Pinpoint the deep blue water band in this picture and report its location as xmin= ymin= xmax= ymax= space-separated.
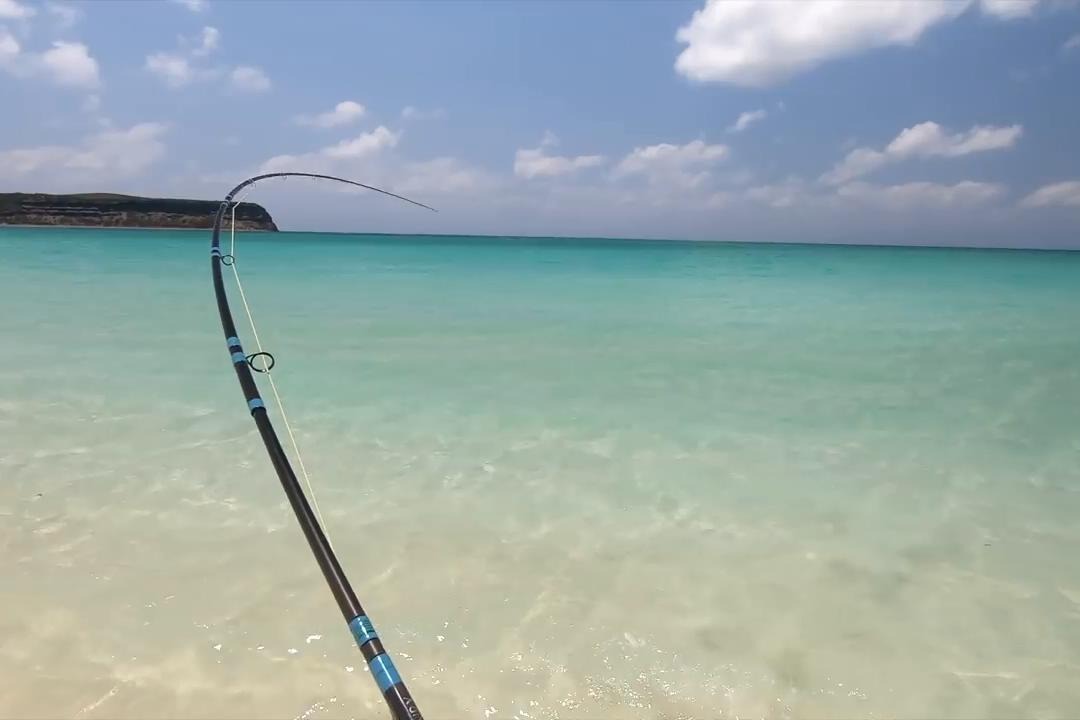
xmin=368 ymin=653 xmax=403 ymax=694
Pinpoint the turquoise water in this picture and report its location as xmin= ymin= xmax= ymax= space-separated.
xmin=2 ymin=226 xmax=1079 ymax=719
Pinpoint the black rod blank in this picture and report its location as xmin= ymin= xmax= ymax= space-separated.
xmin=209 ymin=173 xmax=432 ymax=720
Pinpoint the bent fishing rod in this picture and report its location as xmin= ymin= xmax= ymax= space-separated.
xmin=209 ymin=173 xmax=434 ymax=720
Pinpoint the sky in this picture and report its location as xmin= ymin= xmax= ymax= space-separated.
xmin=1 ymin=0 xmax=1078 ymax=247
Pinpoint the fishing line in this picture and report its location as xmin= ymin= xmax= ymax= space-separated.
xmin=225 ymin=198 xmax=330 ymax=544
xmin=209 ymin=172 xmax=435 ymax=720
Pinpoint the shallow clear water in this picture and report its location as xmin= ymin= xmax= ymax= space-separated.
xmin=2 ymin=227 xmax=1079 ymax=719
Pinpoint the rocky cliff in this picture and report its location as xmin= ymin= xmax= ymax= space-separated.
xmin=0 ymin=193 xmax=278 ymax=231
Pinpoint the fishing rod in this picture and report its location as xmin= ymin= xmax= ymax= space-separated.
xmin=209 ymin=172 xmax=434 ymax=720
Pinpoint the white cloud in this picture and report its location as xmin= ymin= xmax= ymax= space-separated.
xmin=396 ymin=157 xmax=494 ymax=195
xmin=229 ymin=64 xmax=270 ymax=92
xmin=145 ymin=52 xmax=193 ymax=87
xmin=257 ymin=156 xmax=317 ymax=175
xmin=39 ymin=41 xmax=99 ymax=88
xmin=823 ymin=148 xmax=890 ymax=185
xmin=0 ymin=29 xmax=101 ymax=90
xmin=836 ymin=180 xmax=1007 ymax=208
xmin=708 ymin=190 xmax=734 ymax=207
xmin=172 ymin=0 xmax=208 ymax=12
xmin=322 ymin=126 xmax=399 ymax=158
xmin=887 ymin=121 xmax=1022 ymax=156
xmin=617 ymin=140 xmax=729 ymax=173
xmin=735 ymin=177 xmax=1008 ymax=211
xmin=295 ymin=100 xmax=366 ymax=128
xmin=401 ymin=105 xmax=446 ymax=121
xmin=514 ymin=134 xmax=604 ymax=179
xmin=0 ymin=145 xmax=67 ymax=174
xmin=259 ymin=125 xmax=400 ymax=172
xmin=514 ymin=148 xmax=604 ymax=179
xmin=822 ymin=121 xmax=1022 ymax=184
xmin=1063 ymin=33 xmax=1080 ymax=53
xmin=675 ymin=1 xmax=1045 ymax=87
xmin=1019 ymin=180 xmax=1080 ymax=207
xmin=0 ymin=27 xmax=19 ymax=67
xmin=252 ymin=127 xmax=487 ymax=201
xmin=675 ymin=0 xmax=968 ymax=86
xmin=257 ymin=153 xmax=307 ymax=173
xmin=45 ymin=2 xmax=81 ymax=29
xmin=979 ymin=0 xmax=1040 ymax=19
xmin=191 ymin=26 xmax=219 ymax=57
xmin=614 ymin=139 xmax=729 ymax=189
xmin=0 ymin=0 xmax=34 ymax=19
xmin=145 ymin=27 xmax=222 ymax=87
xmin=745 ymin=178 xmax=811 ymax=207
xmin=66 ymin=123 xmax=168 ymax=173
xmin=0 ymin=122 xmax=168 ymax=180
xmin=728 ymin=109 xmax=767 ymax=133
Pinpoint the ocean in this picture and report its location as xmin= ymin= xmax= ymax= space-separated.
xmin=2 ymin=226 xmax=1079 ymax=719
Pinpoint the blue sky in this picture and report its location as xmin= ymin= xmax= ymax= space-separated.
xmin=1 ymin=0 xmax=1078 ymax=246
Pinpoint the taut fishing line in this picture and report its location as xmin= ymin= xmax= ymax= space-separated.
xmin=225 ymin=195 xmax=330 ymax=543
